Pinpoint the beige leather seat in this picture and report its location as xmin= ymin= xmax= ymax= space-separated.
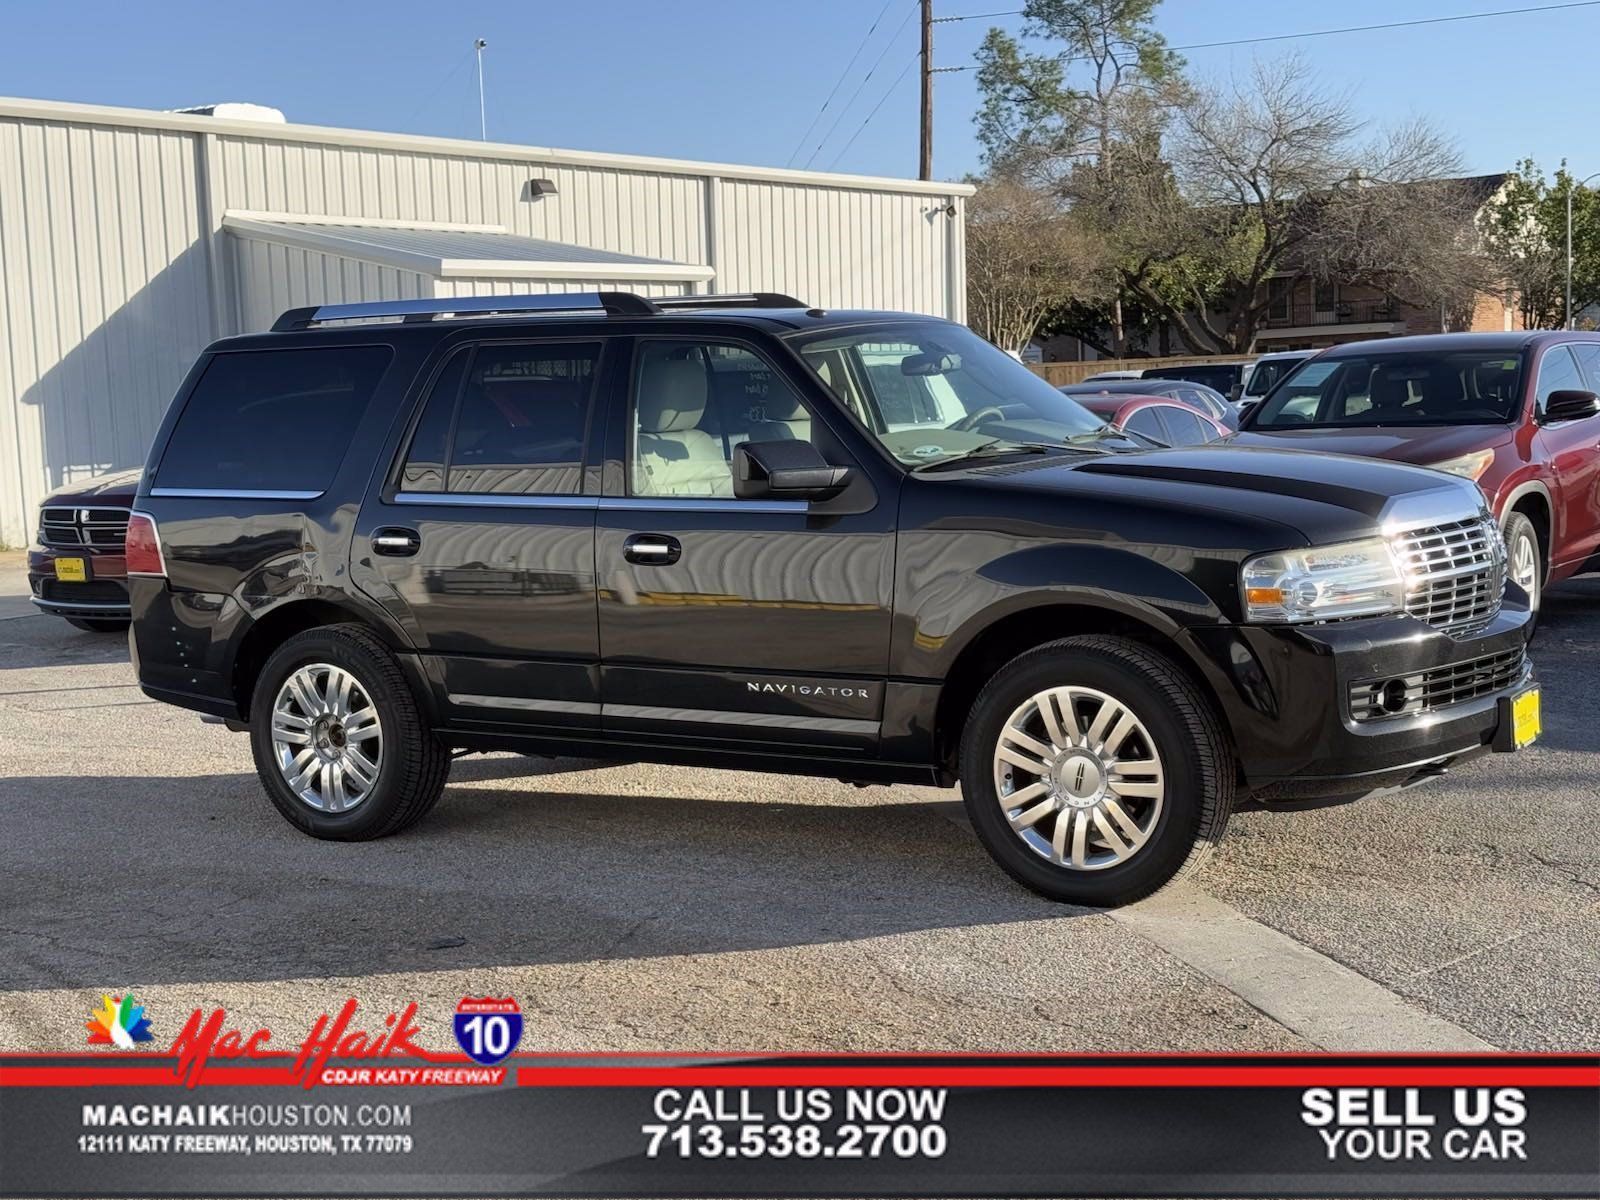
xmin=634 ymin=356 xmax=732 ymax=497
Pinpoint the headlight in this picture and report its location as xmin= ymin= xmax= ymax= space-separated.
xmin=1242 ymin=537 xmax=1407 ymax=623
xmin=1429 ymin=449 xmax=1494 ymax=480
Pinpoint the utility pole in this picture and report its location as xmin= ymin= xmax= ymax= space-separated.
xmin=475 ymin=38 xmax=488 ymax=141
xmin=919 ymin=0 xmax=933 ymax=181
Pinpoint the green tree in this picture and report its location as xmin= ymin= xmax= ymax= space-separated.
xmin=1481 ymin=160 xmax=1600 ymax=329
xmin=975 ymin=0 xmax=1185 ymax=352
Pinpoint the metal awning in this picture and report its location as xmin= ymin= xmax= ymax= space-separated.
xmin=222 ymin=212 xmax=715 ymax=282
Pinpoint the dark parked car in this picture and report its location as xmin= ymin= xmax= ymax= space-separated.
xmin=127 ymin=293 xmax=1537 ymax=907
xmin=1068 ymin=393 xmax=1231 ymax=446
xmin=1059 ymin=378 xmax=1238 ymax=429
xmin=1233 ymin=332 xmax=1600 ymax=617
xmin=26 ymin=467 xmax=141 ymax=632
xmin=1138 ymin=360 xmax=1250 ymax=401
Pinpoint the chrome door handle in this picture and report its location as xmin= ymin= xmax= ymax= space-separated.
xmin=371 ymin=527 xmax=421 ymax=557
xmin=623 ymin=533 xmax=681 ymax=565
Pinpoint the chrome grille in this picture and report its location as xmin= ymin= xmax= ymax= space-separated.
xmin=1349 ymin=647 xmax=1526 ymax=721
xmin=39 ymin=505 xmax=129 ymax=549
xmin=1391 ymin=515 xmax=1505 ymax=636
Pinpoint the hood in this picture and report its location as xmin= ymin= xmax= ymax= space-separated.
xmin=41 ymin=467 xmax=142 ymax=506
xmin=975 ymin=445 xmax=1488 ymax=548
xmin=1227 ymin=423 xmax=1512 ymax=468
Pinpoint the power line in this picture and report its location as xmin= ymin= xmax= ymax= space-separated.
xmin=786 ymin=0 xmax=899 ymax=168
xmin=931 ymin=0 xmax=1600 ymax=64
xmin=826 ymin=54 xmax=921 ymax=172
xmin=803 ymin=0 xmax=921 ymax=169
xmin=404 ymin=46 xmax=477 ymax=131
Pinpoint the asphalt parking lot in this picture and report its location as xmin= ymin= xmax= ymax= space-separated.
xmin=1 ymin=550 xmax=1595 ymax=1055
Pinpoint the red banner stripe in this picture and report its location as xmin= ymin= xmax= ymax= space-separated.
xmin=3 ymin=1064 xmax=1595 ymax=1088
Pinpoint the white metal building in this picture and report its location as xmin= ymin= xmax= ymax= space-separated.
xmin=0 ymin=96 xmax=972 ymax=546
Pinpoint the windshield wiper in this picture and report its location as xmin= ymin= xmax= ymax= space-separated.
xmin=912 ymin=440 xmax=1099 ymax=471
xmin=1073 ymin=421 xmax=1168 ymax=449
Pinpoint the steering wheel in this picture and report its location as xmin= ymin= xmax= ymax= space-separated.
xmin=949 ymin=406 xmax=1007 ymax=433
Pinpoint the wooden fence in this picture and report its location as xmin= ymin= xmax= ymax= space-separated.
xmin=1026 ymin=354 xmax=1254 ymax=387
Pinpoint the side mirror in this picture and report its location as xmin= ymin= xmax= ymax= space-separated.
xmin=1542 ymin=389 xmax=1600 ymax=423
xmin=733 ymin=440 xmax=853 ymax=501
xmin=1227 ymin=383 xmax=1244 ymax=403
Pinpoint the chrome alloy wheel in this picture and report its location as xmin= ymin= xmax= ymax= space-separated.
xmin=991 ymin=686 xmax=1164 ymax=871
xmin=1510 ymin=528 xmax=1541 ymax=605
xmin=270 ymin=663 xmax=383 ymax=812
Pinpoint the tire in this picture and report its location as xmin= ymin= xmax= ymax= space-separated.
xmin=1503 ymin=511 xmax=1543 ymax=627
xmin=249 ymin=623 xmax=450 ymax=840
xmin=64 ymin=617 xmax=129 ymax=633
xmin=959 ymin=635 xmax=1235 ymax=906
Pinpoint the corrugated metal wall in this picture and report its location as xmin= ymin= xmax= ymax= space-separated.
xmin=234 ymin=243 xmax=433 ymax=333
xmin=212 ymin=136 xmax=709 ymax=267
xmin=712 ymin=178 xmax=957 ymax=317
xmin=431 ymin=278 xmax=689 ymax=300
xmin=0 ymin=99 xmax=968 ymax=546
xmin=0 ymin=116 xmax=214 ymax=545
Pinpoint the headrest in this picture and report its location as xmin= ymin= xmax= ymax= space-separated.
xmin=638 ymin=359 xmax=707 ymax=433
xmin=1369 ymin=372 xmax=1412 ymax=412
xmin=759 ymin=387 xmax=806 ymax=421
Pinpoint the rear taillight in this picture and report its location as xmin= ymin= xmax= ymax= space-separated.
xmin=124 ymin=511 xmax=166 ymax=576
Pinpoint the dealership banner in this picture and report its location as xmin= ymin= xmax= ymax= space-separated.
xmin=2 ymin=1006 xmax=1596 ymax=1197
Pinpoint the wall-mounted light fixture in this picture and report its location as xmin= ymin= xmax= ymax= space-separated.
xmin=525 ymin=178 xmax=559 ymax=200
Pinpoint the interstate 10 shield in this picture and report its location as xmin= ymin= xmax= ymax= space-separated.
xmin=453 ymin=997 xmax=523 ymax=1065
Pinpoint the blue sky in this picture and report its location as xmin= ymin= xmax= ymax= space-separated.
xmin=1 ymin=0 xmax=1596 ymax=183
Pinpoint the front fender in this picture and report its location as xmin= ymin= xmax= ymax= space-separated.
xmin=891 ymin=541 xmax=1226 ymax=678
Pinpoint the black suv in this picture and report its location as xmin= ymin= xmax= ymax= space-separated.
xmin=127 ymin=293 xmax=1540 ymax=906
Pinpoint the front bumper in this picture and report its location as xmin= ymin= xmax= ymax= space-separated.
xmin=27 ymin=546 xmax=131 ymax=618
xmin=1183 ymin=596 xmax=1535 ymax=798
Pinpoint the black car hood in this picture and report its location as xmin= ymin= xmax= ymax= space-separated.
xmin=974 ymin=445 xmax=1486 ymax=547
xmin=1228 ymin=424 xmax=1513 ymax=465
xmin=41 ymin=466 xmax=142 ymax=506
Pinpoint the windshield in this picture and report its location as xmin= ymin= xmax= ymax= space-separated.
xmin=786 ymin=321 xmax=1104 ymax=466
xmin=1244 ymin=356 xmax=1307 ymax=398
xmin=1249 ymin=351 xmax=1525 ymax=429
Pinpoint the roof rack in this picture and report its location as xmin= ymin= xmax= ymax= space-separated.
xmin=270 ymin=291 xmax=661 ymax=331
xmin=651 ymin=292 xmax=809 ymax=310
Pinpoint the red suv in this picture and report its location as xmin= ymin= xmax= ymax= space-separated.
xmin=1233 ymin=332 xmax=1600 ymax=617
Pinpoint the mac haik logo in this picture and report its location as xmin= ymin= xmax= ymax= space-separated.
xmin=86 ymin=992 xmax=155 ymax=1048
xmin=168 ymin=998 xmax=425 ymax=1088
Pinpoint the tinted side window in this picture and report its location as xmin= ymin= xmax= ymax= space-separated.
xmin=1123 ymin=408 xmax=1166 ymax=442
xmin=447 ymin=342 xmax=600 ymax=495
xmin=400 ymin=350 xmax=469 ymax=492
xmin=1157 ymin=405 xmax=1208 ymax=445
xmin=159 ymin=346 xmax=391 ymax=492
xmin=1536 ymin=346 xmax=1585 ymax=414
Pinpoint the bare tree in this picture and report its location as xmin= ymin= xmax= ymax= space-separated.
xmin=1091 ymin=58 xmax=1488 ymax=352
xmin=966 ymin=177 xmax=1107 ymax=352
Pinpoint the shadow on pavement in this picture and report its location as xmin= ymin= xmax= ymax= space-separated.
xmin=0 ymin=768 xmax=1069 ymax=992
xmin=0 ymin=614 xmax=131 ymax=671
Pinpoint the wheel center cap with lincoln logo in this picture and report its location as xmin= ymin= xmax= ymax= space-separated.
xmin=1052 ymin=751 xmax=1105 ymax=807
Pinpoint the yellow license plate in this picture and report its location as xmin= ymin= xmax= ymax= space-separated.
xmin=1512 ymin=687 xmax=1541 ymax=749
xmin=53 ymin=557 xmax=87 ymax=583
